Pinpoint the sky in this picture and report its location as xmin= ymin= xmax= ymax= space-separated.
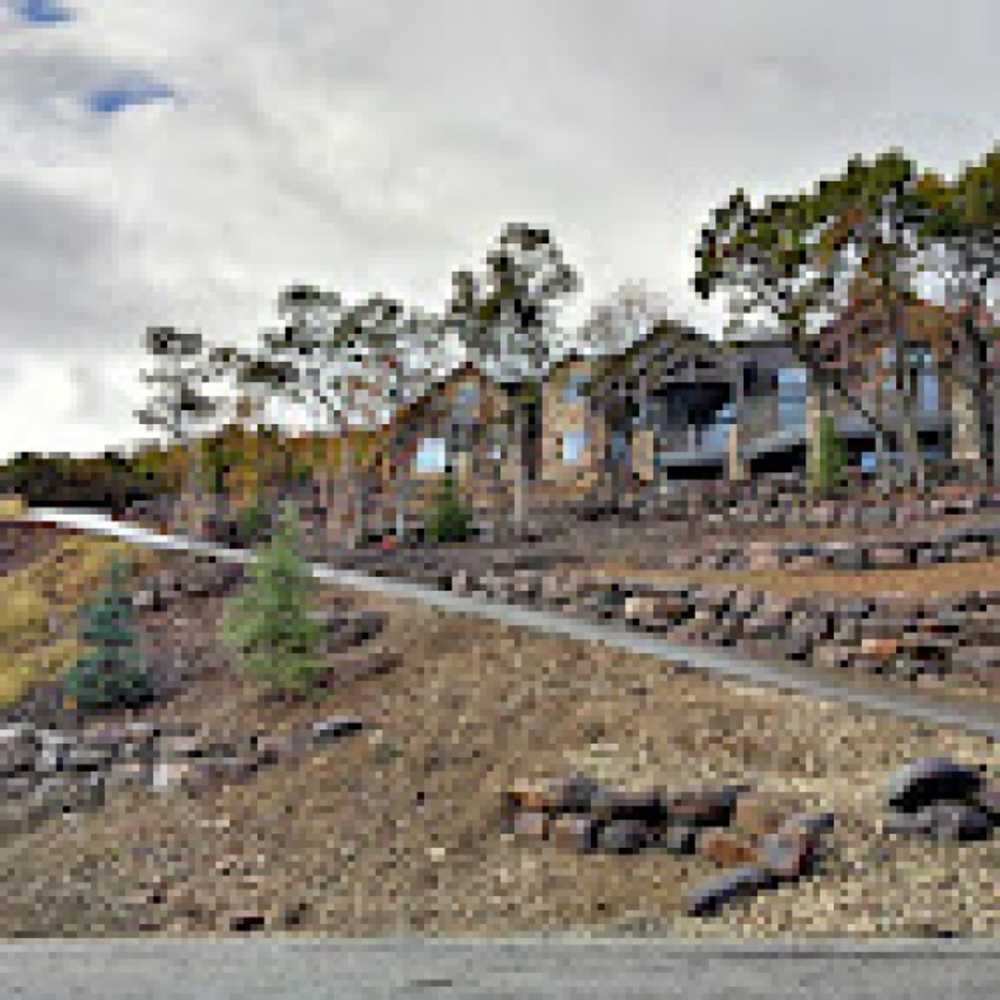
xmin=4 ymin=0 xmax=1000 ymax=462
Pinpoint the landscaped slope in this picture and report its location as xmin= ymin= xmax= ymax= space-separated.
xmin=0 ymin=535 xmax=995 ymax=939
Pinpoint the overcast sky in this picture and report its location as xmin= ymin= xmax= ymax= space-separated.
xmin=4 ymin=0 xmax=1000 ymax=462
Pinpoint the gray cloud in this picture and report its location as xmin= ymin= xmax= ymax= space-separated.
xmin=2 ymin=0 xmax=1000 ymax=462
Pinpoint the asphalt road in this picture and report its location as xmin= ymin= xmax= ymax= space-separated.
xmin=27 ymin=506 xmax=1000 ymax=741
xmin=1 ymin=937 xmax=999 ymax=999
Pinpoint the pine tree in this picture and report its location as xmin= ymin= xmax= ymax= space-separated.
xmin=219 ymin=499 xmax=326 ymax=694
xmin=63 ymin=553 xmax=153 ymax=710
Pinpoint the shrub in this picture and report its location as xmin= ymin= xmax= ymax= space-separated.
xmin=218 ymin=500 xmax=326 ymax=695
xmin=425 ymin=477 xmax=473 ymax=544
xmin=62 ymin=553 xmax=154 ymax=710
xmin=236 ymin=500 xmax=272 ymax=546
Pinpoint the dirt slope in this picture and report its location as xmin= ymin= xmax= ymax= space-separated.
xmin=0 ymin=550 xmax=996 ymax=939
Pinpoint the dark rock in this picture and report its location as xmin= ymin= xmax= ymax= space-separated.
xmin=656 ymin=824 xmax=697 ymax=855
xmin=886 ymin=757 xmax=985 ymax=813
xmin=924 ymin=803 xmax=993 ymax=842
xmin=311 ymin=716 xmax=365 ymax=743
xmin=229 ymin=913 xmax=267 ymax=932
xmin=684 ymin=865 xmax=776 ymax=917
xmin=974 ymin=779 xmax=1000 ymax=821
xmin=589 ymin=787 xmax=663 ymax=823
xmin=663 ymin=782 xmax=752 ymax=828
xmin=596 ymin=819 xmax=649 ymax=854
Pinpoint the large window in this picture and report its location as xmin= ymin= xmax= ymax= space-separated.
xmin=561 ymin=429 xmax=586 ymax=464
xmin=777 ymin=367 xmax=807 ymax=429
xmin=455 ymin=382 xmax=479 ymax=423
xmin=414 ymin=437 xmax=446 ymax=474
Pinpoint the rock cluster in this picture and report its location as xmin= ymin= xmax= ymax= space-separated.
xmin=363 ymin=559 xmax=1000 ymax=687
xmin=501 ymin=755 xmax=1000 ymax=919
xmin=0 ymin=716 xmax=367 ymax=838
xmin=130 ymin=555 xmax=247 ymax=612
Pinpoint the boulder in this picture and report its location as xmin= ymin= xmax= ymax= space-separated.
xmin=886 ymin=757 xmax=985 ymax=813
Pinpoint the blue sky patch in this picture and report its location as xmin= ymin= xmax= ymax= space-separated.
xmin=86 ymin=81 xmax=175 ymax=115
xmin=15 ymin=0 xmax=73 ymax=23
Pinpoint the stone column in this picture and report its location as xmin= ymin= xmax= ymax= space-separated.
xmin=728 ymin=360 xmax=746 ymax=482
xmin=805 ymin=373 xmax=826 ymax=487
xmin=951 ymin=375 xmax=982 ymax=463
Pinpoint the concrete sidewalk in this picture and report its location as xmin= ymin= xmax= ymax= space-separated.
xmin=0 ymin=936 xmax=998 ymax=999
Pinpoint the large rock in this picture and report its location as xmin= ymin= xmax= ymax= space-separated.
xmin=596 ymin=819 xmax=649 ymax=854
xmin=884 ymin=803 xmax=993 ymax=841
xmin=886 ymin=757 xmax=985 ymax=813
xmin=684 ymin=865 xmax=776 ymax=918
xmin=550 ymin=814 xmax=599 ymax=852
xmin=756 ymin=828 xmax=819 ymax=879
xmin=697 ymin=829 xmax=758 ymax=867
xmin=662 ymin=783 xmax=751 ymax=828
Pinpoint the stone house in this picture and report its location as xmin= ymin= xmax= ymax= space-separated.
xmin=368 ymin=361 xmax=542 ymax=534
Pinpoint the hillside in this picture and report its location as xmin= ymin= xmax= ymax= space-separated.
xmin=0 ymin=525 xmax=996 ymax=938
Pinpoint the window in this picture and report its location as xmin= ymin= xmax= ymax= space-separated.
xmin=561 ymin=429 xmax=586 ymax=464
xmin=455 ymin=383 xmax=478 ymax=407
xmin=414 ymin=437 xmax=446 ymax=474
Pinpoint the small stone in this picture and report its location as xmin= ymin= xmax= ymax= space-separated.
xmin=229 ymin=913 xmax=267 ymax=933
xmin=311 ymin=716 xmax=365 ymax=743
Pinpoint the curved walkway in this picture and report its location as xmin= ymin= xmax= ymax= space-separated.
xmin=24 ymin=507 xmax=1000 ymax=741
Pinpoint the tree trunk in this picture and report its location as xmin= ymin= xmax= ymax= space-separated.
xmin=512 ymin=399 xmax=525 ymax=536
xmin=994 ymin=370 xmax=1000 ymax=489
xmin=890 ymin=296 xmax=920 ymax=494
xmin=806 ymin=370 xmax=827 ymax=495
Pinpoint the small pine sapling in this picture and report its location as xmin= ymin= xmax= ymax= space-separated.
xmin=219 ymin=500 xmax=326 ymax=694
xmin=63 ymin=553 xmax=154 ymax=710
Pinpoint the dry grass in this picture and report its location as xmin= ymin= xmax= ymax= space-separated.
xmin=0 ymin=533 xmax=165 ymax=705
